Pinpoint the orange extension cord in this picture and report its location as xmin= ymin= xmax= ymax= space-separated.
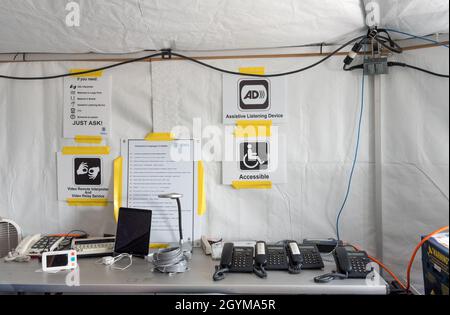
xmin=406 ymin=226 xmax=449 ymax=292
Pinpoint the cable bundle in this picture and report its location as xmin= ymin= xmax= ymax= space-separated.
xmin=151 ymin=247 xmax=190 ymax=274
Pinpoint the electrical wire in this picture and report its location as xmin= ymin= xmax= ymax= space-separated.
xmin=0 ymin=52 xmax=164 ymax=80
xmin=388 ymin=62 xmax=449 ymax=78
xmin=384 ymin=29 xmax=449 ymax=49
xmin=344 ymin=61 xmax=449 ymax=78
xmin=335 ymin=72 xmax=366 ymax=241
xmin=0 ymin=36 xmax=365 ymax=80
xmin=406 ymin=226 xmax=449 ymax=292
xmin=169 ymin=36 xmax=365 ymax=78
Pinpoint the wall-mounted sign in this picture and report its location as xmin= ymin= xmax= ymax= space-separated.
xmin=223 ymin=75 xmax=287 ymax=124
xmin=222 ymin=133 xmax=287 ymax=185
xmin=56 ymin=152 xmax=112 ymax=201
xmin=63 ymin=70 xmax=112 ymax=138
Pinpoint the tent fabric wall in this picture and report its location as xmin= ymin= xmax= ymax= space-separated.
xmin=0 ymin=0 xmax=448 ymax=53
xmin=0 ymin=61 xmax=153 ymax=235
xmin=151 ymin=56 xmax=377 ymax=252
xmin=380 ymin=47 xmax=449 ymax=293
xmin=0 ymin=46 xmax=448 ymax=292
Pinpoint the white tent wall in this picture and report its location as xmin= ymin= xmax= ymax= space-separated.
xmin=0 ymin=61 xmax=152 ymax=235
xmin=151 ymin=57 xmax=376 ymax=250
xmin=0 ymin=0 xmax=448 ymax=53
xmin=380 ymin=47 xmax=449 ymax=293
xmin=0 ymin=46 xmax=448 ymax=292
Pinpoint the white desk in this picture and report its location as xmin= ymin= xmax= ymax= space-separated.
xmin=0 ymin=249 xmax=388 ymax=294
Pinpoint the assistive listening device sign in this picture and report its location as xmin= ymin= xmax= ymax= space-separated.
xmin=223 ymin=75 xmax=287 ymax=124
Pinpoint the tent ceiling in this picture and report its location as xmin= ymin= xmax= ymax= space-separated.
xmin=0 ymin=0 xmax=448 ymax=54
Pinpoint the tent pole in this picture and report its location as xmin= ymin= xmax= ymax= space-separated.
xmin=373 ymin=73 xmax=384 ymax=261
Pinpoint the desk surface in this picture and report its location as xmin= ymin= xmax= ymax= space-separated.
xmin=0 ymin=249 xmax=388 ymax=294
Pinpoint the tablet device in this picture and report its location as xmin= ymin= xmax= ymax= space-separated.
xmin=114 ymin=208 xmax=152 ymax=257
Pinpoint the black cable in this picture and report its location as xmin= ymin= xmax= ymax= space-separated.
xmin=0 ymin=52 xmax=163 ymax=80
xmin=388 ymin=62 xmax=449 ymax=78
xmin=170 ymin=36 xmax=366 ymax=78
xmin=0 ymin=36 xmax=365 ymax=80
xmin=314 ymin=271 xmax=348 ymax=283
xmin=176 ymin=198 xmax=183 ymax=242
xmin=343 ymin=61 xmax=449 ymax=78
xmin=253 ymin=265 xmax=267 ymax=279
xmin=213 ymin=266 xmax=229 ymax=281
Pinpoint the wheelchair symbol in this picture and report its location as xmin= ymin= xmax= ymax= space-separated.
xmin=240 ymin=142 xmax=269 ymax=171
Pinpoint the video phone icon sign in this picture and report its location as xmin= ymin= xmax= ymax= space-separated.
xmin=238 ymin=79 xmax=270 ymax=110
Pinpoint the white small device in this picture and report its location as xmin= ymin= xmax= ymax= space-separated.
xmin=42 ymin=250 xmax=77 ymax=272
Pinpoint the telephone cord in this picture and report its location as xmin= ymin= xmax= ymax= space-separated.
xmin=253 ymin=265 xmax=268 ymax=279
xmin=314 ymin=271 xmax=349 ymax=283
xmin=288 ymin=263 xmax=302 ymax=275
xmin=213 ymin=266 xmax=229 ymax=281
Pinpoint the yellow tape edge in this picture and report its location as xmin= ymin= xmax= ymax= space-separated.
xmin=149 ymin=243 xmax=170 ymax=249
xmin=144 ymin=132 xmax=175 ymax=141
xmin=67 ymin=198 xmax=109 ymax=207
xmin=231 ymin=180 xmax=272 ymax=190
xmin=74 ymin=135 xmax=103 ymax=144
xmin=239 ymin=67 xmax=266 ymax=75
xmin=197 ymin=161 xmax=206 ymax=216
xmin=62 ymin=146 xmax=110 ymax=155
xmin=113 ymin=157 xmax=123 ymax=223
xmin=234 ymin=125 xmax=271 ymax=138
xmin=236 ymin=120 xmax=272 ymax=127
xmin=69 ymin=68 xmax=103 ymax=78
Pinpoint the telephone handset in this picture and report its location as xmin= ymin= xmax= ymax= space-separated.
xmin=253 ymin=241 xmax=267 ymax=278
xmin=286 ymin=241 xmax=303 ymax=274
xmin=15 ymin=234 xmax=41 ymax=255
xmin=334 ymin=247 xmax=372 ymax=278
xmin=4 ymin=234 xmax=41 ymax=262
xmin=213 ymin=243 xmax=254 ymax=281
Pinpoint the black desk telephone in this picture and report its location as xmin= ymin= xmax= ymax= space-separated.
xmin=213 ymin=243 xmax=254 ymax=281
xmin=334 ymin=246 xmax=372 ymax=278
xmin=314 ymin=246 xmax=372 ymax=283
xmin=213 ymin=241 xmax=325 ymax=281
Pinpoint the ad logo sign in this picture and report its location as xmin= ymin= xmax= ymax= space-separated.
xmin=240 ymin=141 xmax=269 ymax=171
xmin=238 ymin=79 xmax=270 ymax=110
xmin=74 ymin=158 xmax=101 ymax=185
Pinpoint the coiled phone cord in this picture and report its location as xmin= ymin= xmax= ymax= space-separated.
xmin=314 ymin=271 xmax=349 ymax=283
xmin=288 ymin=263 xmax=302 ymax=275
xmin=213 ymin=266 xmax=230 ymax=281
xmin=253 ymin=265 xmax=267 ymax=279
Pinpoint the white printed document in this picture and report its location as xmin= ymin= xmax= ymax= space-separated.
xmin=120 ymin=139 xmax=200 ymax=244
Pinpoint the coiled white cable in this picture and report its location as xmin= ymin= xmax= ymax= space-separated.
xmin=150 ymin=247 xmax=189 ymax=274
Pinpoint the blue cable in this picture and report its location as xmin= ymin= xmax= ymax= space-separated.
xmin=336 ymin=73 xmax=366 ymax=241
xmin=384 ymin=28 xmax=449 ymax=49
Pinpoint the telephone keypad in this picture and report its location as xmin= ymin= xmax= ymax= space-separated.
xmin=298 ymin=245 xmax=324 ymax=270
xmin=350 ymin=258 xmax=369 ymax=274
xmin=266 ymin=246 xmax=289 ymax=270
xmin=230 ymin=247 xmax=254 ymax=272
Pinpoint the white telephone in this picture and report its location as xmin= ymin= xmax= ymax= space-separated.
xmin=15 ymin=234 xmax=41 ymax=255
xmin=4 ymin=234 xmax=41 ymax=262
